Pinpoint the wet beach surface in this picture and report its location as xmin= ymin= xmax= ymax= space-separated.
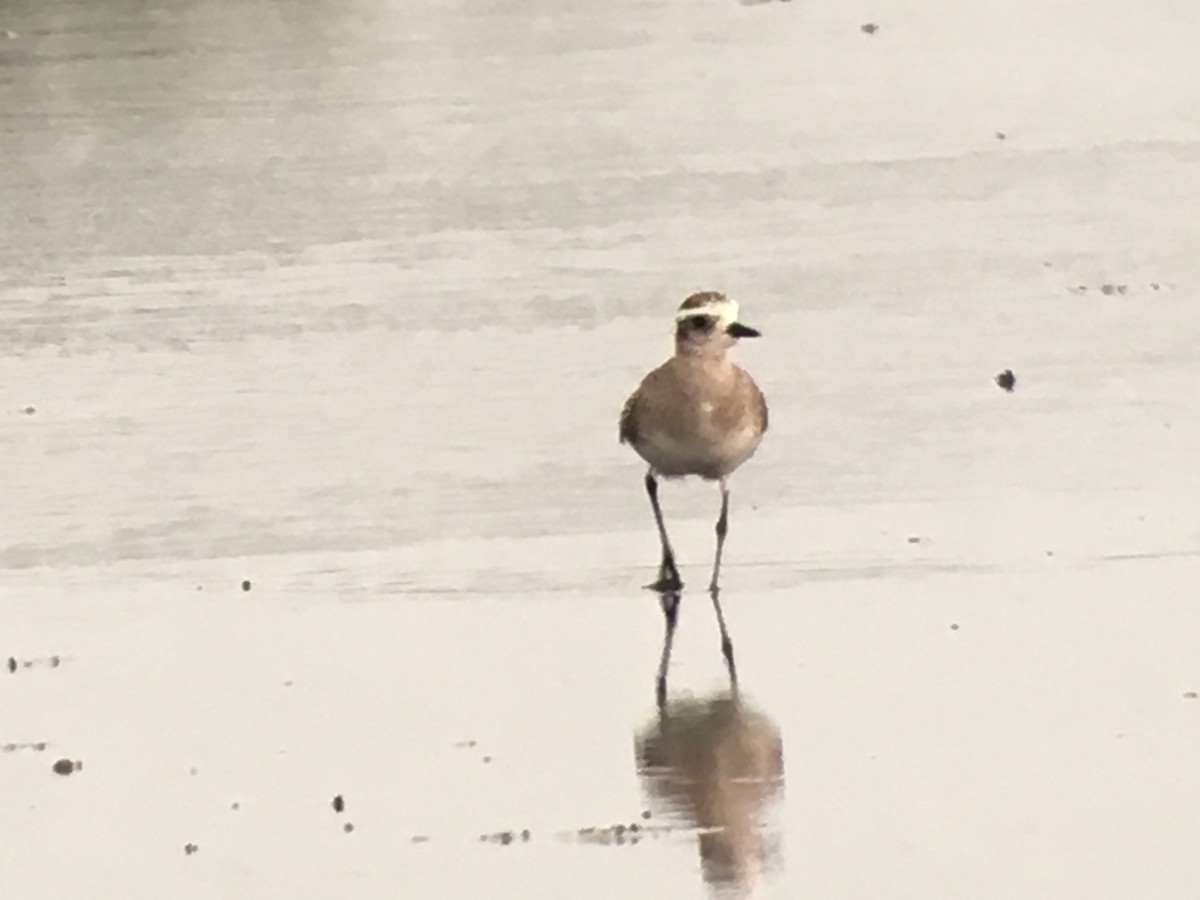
xmin=3 ymin=0 xmax=1200 ymax=896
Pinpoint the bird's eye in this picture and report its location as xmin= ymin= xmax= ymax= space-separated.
xmin=687 ymin=315 xmax=716 ymax=332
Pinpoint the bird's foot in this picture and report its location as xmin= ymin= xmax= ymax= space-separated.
xmin=645 ymin=556 xmax=682 ymax=593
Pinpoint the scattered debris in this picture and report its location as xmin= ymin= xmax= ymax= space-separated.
xmin=4 ymin=739 xmax=48 ymax=753
xmin=480 ymin=830 xmax=520 ymax=845
xmin=861 ymin=22 xmax=878 ymax=34
xmin=3 ymin=742 xmax=48 ymax=752
xmin=995 ymin=369 xmax=1016 ymax=392
xmin=1184 ymin=692 xmax=1198 ymax=700
xmin=1099 ymin=283 xmax=1128 ymax=295
xmin=21 ymin=405 xmax=36 ymax=415
xmin=478 ymin=821 xmax=657 ymax=848
xmin=571 ymin=823 xmax=646 ymax=846
xmin=184 ymin=843 xmax=199 ymax=856
xmin=5 ymin=654 xmax=63 ymax=673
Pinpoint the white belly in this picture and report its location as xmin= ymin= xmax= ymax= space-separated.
xmin=635 ymin=422 xmax=762 ymax=479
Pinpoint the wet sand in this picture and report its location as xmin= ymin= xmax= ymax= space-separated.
xmin=3 ymin=0 xmax=1200 ymax=896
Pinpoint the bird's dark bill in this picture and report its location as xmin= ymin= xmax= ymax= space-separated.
xmin=726 ymin=322 xmax=761 ymax=338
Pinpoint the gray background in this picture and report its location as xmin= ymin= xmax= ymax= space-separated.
xmin=2 ymin=0 xmax=1200 ymax=897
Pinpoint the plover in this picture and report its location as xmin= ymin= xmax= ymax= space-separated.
xmin=620 ymin=291 xmax=767 ymax=687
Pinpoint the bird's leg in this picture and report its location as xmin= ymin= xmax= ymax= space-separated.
xmin=656 ymin=589 xmax=680 ymax=712
xmin=709 ymin=479 xmax=738 ymax=692
xmin=709 ymin=478 xmax=730 ymax=594
xmin=644 ymin=469 xmax=682 ymax=592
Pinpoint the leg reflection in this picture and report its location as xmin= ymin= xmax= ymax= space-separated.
xmin=709 ymin=584 xmax=738 ymax=697
xmin=655 ymin=586 xmax=739 ymax=708
xmin=656 ymin=588 xmax=680 ymax=712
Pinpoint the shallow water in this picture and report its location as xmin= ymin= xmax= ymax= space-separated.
xmin=3 ymin=0 xmax=1200 ymax=897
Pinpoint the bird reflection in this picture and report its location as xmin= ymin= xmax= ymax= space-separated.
xmin=636 ymin=644 xmax=784 ymax=896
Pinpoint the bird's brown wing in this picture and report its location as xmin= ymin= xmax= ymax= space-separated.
xmin=618 ymin=390 xmax=639 ymax=445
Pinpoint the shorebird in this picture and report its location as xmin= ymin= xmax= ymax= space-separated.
xmin=619 ymin=291 xmax=767 ymax=689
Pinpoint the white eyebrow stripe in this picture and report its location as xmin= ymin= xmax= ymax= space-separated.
xmin=675 ymin=299 xmax=740 ymax=323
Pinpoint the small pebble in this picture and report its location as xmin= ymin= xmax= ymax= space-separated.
xmin=1184 ymin=692 xmax=1198 ymax=700
xmin=6 ymin=657 xmax=15 ymax=674
xmin=499 ymin=831 xmax=513 ymax=845
xmin=521 ymin=829 xmax=531 ymax=841
xmin=184 ymin=843 xmax=199 ymax=856
xmin=231 ymin=802 xmax=240 ymax=811
xmin=950 ymin=623 xmax=959 ymax=631
xmin=343 ymin=822 xmax=354 ymax=833
xmin=332 ymin=794 xmax=345 ymax=813
xmin=481 ymin=755 xmax=492 ymax=764
xmin=641 ymin=810 xmax=651 ymax=820
xmin=906 ymin=536 xmax=920 ymax=544
xmin=52 ymin=758 xmax=75 ymax=776
xmin=241 ymin=580 xmax=251 ymax=592
xmin=861 ymin=22 xmax=878 ymax=34
xmin=22 ymin=405 xmax=35 ymax=415
xmin=995 ymin=369 xmax=1016 ymax=392
xmin=995 ymin=131 xmax=1007 ymax=141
